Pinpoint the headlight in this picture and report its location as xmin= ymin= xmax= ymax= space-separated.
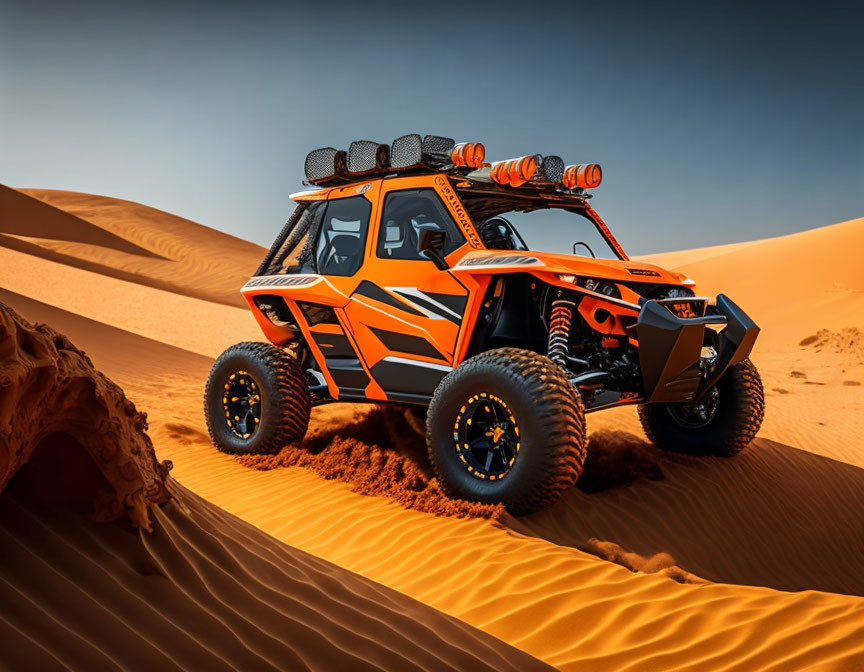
xmin=665 ymin=286 xmax=695 ymax=299
xmin=557 ymin=274 xmax=621 ymax=299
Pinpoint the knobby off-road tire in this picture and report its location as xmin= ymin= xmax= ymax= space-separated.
xmin=639 ymin=359 xmax=764 ymax=457
xmin=205 ymin=342 xmax=311 ymax=455
xmin=426 ymin=347 xmax=587 ymax=515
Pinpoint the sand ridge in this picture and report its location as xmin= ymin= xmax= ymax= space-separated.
xmin=0 ymin=481 xmax=553 ymax=672
xmin=1 ymin=185 xmax=266 ymax=308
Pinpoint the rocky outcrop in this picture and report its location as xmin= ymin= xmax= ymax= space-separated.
xmin=0 ymin=301 xmax=170 ymax=529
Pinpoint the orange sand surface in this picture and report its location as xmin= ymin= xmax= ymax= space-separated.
xmin=0 ymin=303 xmax=551 ymax=670
xmin=2 ymin=186 xmax=862 ymax=670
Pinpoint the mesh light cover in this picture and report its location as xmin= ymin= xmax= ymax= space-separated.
xmin=304 ymin=147 xmax=347 ymax=184
xmin=537 ymin=155 xmax=565 ymax=183
xmin=421 ymin=135 xmax=456 ymax=166
xmin=348 ymin=140 xmax=389 ymax=174
xmin=390 ymin=134 xmax=423 ymax=169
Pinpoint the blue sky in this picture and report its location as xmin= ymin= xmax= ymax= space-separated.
xmin=1 ymin=1 xmax=861 ymax=253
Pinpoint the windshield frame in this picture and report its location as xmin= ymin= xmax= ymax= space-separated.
xmin=454 ymin=185 xmax=629 ymax=261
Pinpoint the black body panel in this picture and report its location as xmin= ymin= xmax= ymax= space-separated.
xmin=370 ymin=358 xmax=449 ymax=397
xmin=352 ymin=281 xmax=425 ymax=317
xmin=390 ymin=289 xmax=462 ymax=324
xmin=326 ymin=357 xmax=371 ymax=396
xmin=311 ymin=332 xmax=356 ymax=358
xmin=636 ymin=294 xmax=759 ymax=404
xmin=424 ymin=291 xmax=468 ymax=317
xmin=368 ymin=327 xmax=446 ymax=360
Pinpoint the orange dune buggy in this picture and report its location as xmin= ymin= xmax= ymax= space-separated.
xmin=205 ymin=135 xmax=764 ymax=514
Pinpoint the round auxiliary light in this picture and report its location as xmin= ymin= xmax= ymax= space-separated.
xmin=507 ymin=155 xmax=536 ymax=187
xmin=563 ymin=163 xmax=602 ymax=189
xmin=506 ymin=160 xmax=525 ymax=187
xmin=451 ymin=142 xmax=486 ymax=169
xmin=490 ymin=160 xmax=510 ymax=184
xmin=471 ymin=143 xmax=486 ymax=167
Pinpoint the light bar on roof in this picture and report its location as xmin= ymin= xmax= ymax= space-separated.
xmin=304 ymin=147 xmax=348 ymax=184
xmin=451 ymin=142 xmax=486 ymax=169
xmin=391 ymin=133 xmax=470 ymax=171
xmin=563 ymin=163 xmax=602 ymax=189
xmin=421 ymin=135 xmax=456 ymax=165
xmin=348 ymin=140 xmax=390 ymax=175
xmin=534 ymin=155 xmax=565 ymax=183
xmin=302 ymin=134 xmax=603 ymax=192
xmin=490 ymin=155 xmax=537 ymax=187
xmin=390 ymin=133 xmax=423 ymax=169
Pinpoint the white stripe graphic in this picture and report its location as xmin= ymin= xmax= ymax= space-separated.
xmin=385 ymin=286 xmax=461 ymax=320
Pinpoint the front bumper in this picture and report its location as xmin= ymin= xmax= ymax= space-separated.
xmin=636 ymin=294 xmax=759 ymax=404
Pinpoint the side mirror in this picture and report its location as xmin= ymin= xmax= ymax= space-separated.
xmin=417 ymin=225 xmax=449 ymax=270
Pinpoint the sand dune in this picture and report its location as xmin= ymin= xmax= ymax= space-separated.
xmin=639 ymin=217 xmax=864 ymax=350
xmin=0 ymin=301 xmax=551 ymax=672
xmin=3 ymin=188 xmax=864 ymax=671
xmin=1 ymin=185 xmax=266 ymax=308
xmin=0 ymin=288 xmax=214 ymax=384
xmin=0 ymin=184 xmax=161 ymax=258
xmin=518 ymin=431 xmax=864 ymax=596
xmin=0 ymin=482 xmax=552 ymax=672
xmin=153 ymin=418 xmax=864 ymax=671
xmin=0 ymin=244 xmax=261 ymax=357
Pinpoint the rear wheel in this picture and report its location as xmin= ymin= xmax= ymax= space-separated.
xmin=205 ymin=342 xmax=311 ymax=455
xmin=639 ymin=359 xmax=764 ymax=457
xmin=426 ymin=348 xmax=586 ymax=515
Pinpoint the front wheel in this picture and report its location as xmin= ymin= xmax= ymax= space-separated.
xmin=204 ymin=342 xmax=311 ymax=455
xmin=639 ymin=359 xmax=764 ymax=457
xmin=426 ymin=348 xmax=587 ymax=515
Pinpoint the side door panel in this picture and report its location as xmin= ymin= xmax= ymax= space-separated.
xmin=339 ymin=179 xmax=473 ymax=401
xmin=292 ymin=182 xmax=385 ymax=401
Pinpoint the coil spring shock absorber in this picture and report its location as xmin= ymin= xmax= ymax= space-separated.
xmin=547 ymin=299 xmax=575 ymax=368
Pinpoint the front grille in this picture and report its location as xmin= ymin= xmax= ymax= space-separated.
xmin=661 ymin=298 xmax=708 ymax=318
xmin=624 ymin=281 xmax=694 ymax=300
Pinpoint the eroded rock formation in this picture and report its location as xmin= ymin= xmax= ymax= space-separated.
xmin=0 ymin=301 xmax=170 ymax=528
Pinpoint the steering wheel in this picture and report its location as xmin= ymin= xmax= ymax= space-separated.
xmin=573 ymin=241 xmax=596 ymax=258
xmin=479 ymin=216 xmax=517 ymax=250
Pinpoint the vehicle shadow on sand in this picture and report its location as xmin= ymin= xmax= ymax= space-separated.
xmin=510 ymin=430 xmax=864 ymax=596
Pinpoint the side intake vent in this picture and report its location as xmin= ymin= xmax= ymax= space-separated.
xmin=252 ymin=295 xmax=297 ymax=330
xmin=297 ymin=301 xmax=339 ymax=326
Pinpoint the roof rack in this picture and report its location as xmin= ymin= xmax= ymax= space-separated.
xmin=302 ymin=134 xmax=602 ymax=194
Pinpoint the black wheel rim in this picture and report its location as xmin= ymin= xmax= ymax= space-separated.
xmin=454 ymin=393 xmax=520 ymax=481
xmin=223 ymin=369 xmax=261 ymax=439
xmin=667 ymin=386 xmax=720 ymax=429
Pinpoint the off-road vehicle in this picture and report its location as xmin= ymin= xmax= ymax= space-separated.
xmin=205 ymin=134 xmax=764 ymax=514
